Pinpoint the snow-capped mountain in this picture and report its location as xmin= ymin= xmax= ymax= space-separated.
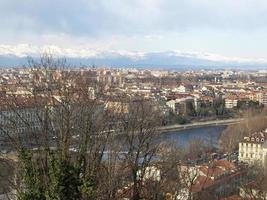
xmin=0 ymin=44 xmax=266 ymax=69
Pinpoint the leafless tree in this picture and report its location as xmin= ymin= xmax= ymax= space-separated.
xmin=220 ymin=111 xmax=267 ymax=154
xmin=239 ymin=164 xmax=267 ymax=200
xmin=116 ymin=97 xmax=163 ymax=200
xmin=0 ymin=54 xmax=125 ymax=200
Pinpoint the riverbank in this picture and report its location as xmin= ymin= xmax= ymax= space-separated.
xmin=159 ymin=118 xmax=243 ymax=133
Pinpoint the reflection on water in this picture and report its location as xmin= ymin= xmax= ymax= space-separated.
xmin=115 ymin=125 xmax=227 ymax=151
xmin=156 ymin=125 xmax=227 ymax=148
xmin=102 ymin=126 xmax=227 ymax=161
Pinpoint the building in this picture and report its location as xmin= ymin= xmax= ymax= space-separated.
xmin=166 ymin=95 xmax=195 ymax=115
xmin=172 ymin=84 xmax=193 ymax=93
xmin=194 ymin=96 xmax=214 ymax=111
xmin=238 ymin=129 xmax=267 ymax=166
xmin=179 ymin=160 xmax=242 ymax=199
xmin=105 ymin=98 xmax=130 ymax=114
xmin=137 ymin=166 xmax=161 ymax=182
xmin=166 ymin=100 xmax=179 ymax=114
xmin=256 ymin=91 xmax=267 ymax=106
xmin=224 ymin=96 xmax=238 ymax=109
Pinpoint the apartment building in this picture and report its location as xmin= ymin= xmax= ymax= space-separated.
xmin=224 ymin=97 xmax=238 ymax=109
xmin=188 ymin=160 xmax=242 ymax=199
xmin=238 ymin=130 xmax=267 ymax=166
xmin=172 ymin=84 xmax=193 ymax=93
xmin=166 ymin=96 xmax=194 ymax=115
xmin=256 ymin=91 xmax=267 ymax=106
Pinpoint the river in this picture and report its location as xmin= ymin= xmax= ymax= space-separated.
xmin=156 ymin=125 xmax=227 ymax=148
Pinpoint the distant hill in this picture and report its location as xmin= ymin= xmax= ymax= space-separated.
xmin=0 ymin=47 xmax=266 ymax=70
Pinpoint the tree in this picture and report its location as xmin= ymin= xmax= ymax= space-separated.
xmin=117 ymin=97 xmax=162 ymax=200
xmin=240 ymin=164 xmax=267 ymax=200
xmin=219 ymin=109 xmax=267 ymax=154
xmin=1 ymin=54 xmax=180 ymax=200
xmin=0 ymin=54 xmax=120 ymax=200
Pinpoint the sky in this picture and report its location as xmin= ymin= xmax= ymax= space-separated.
xmin=1 ymin=0 xmax=267 ymax=65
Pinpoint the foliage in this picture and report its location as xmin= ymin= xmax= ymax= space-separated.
xmin=18 ymin=150 xmax=97 ymax=200
xmin=45 ymin=154 xmax=81 ymax=200
xmin=175 ymin=115 xmax=189 ymax=124
xmin=18 ymin=149 xmax=45 ymax=200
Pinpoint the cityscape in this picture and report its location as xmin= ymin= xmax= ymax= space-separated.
xmin=0 ymin=1 xmax=267 ymax=200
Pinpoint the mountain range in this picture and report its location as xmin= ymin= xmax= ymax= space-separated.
xmin=0 ymin=44 xmax=266 ymax=70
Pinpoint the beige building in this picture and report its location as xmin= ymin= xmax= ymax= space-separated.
xmin=238 ymin=130 xmax=267 ymax=166
xmin=166 ymin=95 xmax=195 ymax=115
xmin=224 ymin=97 xmax=238 ymax=109
xmin=256 ymin=91 xmax=267 ymax=106
xmin=172 ymin=84 xmax=193 ymax=93
xmin=105 ymin=100 xmax=129 ymax=114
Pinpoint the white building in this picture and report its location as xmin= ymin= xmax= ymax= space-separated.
xmin=137 ymin=166 xmax=161 ymax=182
xmin=172 ymin=84 xmax=193 ymax=93
xmin=166 ymin=100 xmax=179 ymax=113
xmin=238 ymin=130 xmax=267 ymax=166
xmin=225 ymin=97 xmax=238 ymax=109
xmin=256 ymin=92 xmax=267 ymax=106
xmin=166 ymin=96 xmax=194 ymax=115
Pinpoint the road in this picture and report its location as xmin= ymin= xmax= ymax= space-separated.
xmin=98 ymin=118 xmax=243 ymax=136
xmin=159 ymin=118 xmax=243 ymax=133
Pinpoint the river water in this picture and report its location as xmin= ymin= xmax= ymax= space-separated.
xmin=156 ymin=125 xmax=227 ymax=148
xmin=108 ymin=125 xmax=228 ymax=161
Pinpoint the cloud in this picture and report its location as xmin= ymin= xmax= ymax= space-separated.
xmin=1 ymin=0 xmax=267 ymax=38
xmin=1 ymin=0 xmax=267 ymax=61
